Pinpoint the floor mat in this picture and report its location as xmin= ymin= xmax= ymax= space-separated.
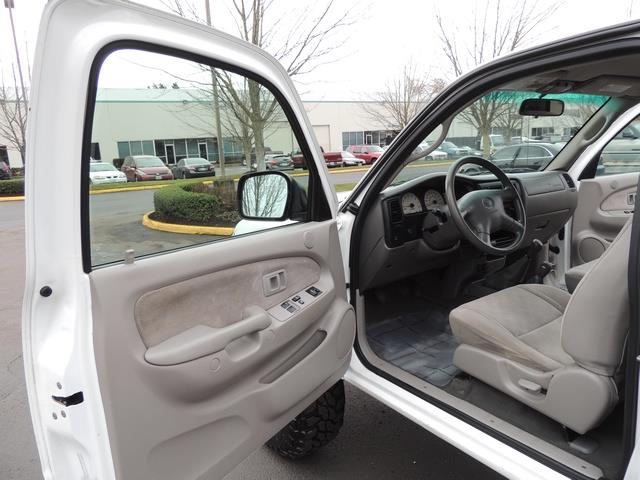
xmin=366 ymin=303 xmax=461 ymax=387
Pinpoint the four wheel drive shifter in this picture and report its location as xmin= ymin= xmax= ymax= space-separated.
xmin=524 ymin=239 xmax=555 ymax=283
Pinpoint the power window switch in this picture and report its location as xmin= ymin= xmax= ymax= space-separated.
xmin=306 ymin=286 xmax=321 ymax=297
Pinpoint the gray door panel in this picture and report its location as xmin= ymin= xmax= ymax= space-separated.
xmin=90 ymin=220 xmax=354 ymax=480
xmin=572 ymin=172 xmax=638 ymax=264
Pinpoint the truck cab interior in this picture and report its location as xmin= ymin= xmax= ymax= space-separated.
xmin=349 ymin=53 xmax=640 ymax=479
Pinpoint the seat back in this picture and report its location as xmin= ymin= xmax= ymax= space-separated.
xmin=561 ymin=219 xmax=632 ymax=376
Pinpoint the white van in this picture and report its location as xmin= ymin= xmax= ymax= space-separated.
xmin=478 ymin=133 xmax=506 ymax=155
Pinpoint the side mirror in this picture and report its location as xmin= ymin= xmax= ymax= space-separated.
xmin=237 ymin=171 xmax=292 ymax=220
xmin=519 ymin=98 xmax=564 ymax=117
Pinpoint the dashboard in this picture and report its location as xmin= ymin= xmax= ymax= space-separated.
xmin=358 ymin=170 xmax=578 ymax=291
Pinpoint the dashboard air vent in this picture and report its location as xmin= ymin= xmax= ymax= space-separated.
xmin=388 ymin=198 xmax=403 ymax=223
xmin=562 ymin=173 xmax=576 ymax=189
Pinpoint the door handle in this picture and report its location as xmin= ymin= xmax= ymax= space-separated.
xmin=145 ymin=307 xmax=271 ymax=366
xmin=263 ymin=269 xmax=287 ymax=297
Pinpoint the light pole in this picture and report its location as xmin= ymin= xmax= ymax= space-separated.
xmin=204 ymin=0 xmax=227 ymax=177
xmin=4 ymin=0 xmax=27 ymax=105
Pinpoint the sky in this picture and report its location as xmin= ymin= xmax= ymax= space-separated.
xmin=2 ymin=0 xmax=640 ymax=100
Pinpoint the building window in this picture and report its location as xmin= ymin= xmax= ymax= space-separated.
xmin=142 ymin=140 xmax=154 ymax=155
xmin=130 ymin=141 xmax=143 ymax=156
xmin=117 ymin=141 xmax=130 ymax=158
xmin=342 ymin=130 xmax=396 ymax=150
xmin=90 ymin=142 xmax=101 ymax=160
xmin=118 ymin=137 xmax=221 ymax=164
xmin=531 ymin=127 xmax=555 ymax=138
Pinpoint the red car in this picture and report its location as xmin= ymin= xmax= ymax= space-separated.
xmin=346 ymin=144 xmax=384 ymax=164
xmin=292 ymin=151 xmax=357 ymax=169
xmin=121 ymin=155 xmax=174 ymax=182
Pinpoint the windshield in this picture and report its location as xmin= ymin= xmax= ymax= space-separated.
xmin=342 ymin=151 xmax=356 ymax=158
xmin=366 ymin=145 xmax=384 ymax=152
xmin=135 ymin=156 xmax=165 ymax=167
xmin=391 ymin=90 xmax=608 ymax=186
xmin=90 ymin=163 xmax=117 ymax=172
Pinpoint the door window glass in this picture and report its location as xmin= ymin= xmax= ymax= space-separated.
xmin=597 ymin=116 xmax=640 ymax=177
xmin=87 ymin=48 xmax=309 ymax=268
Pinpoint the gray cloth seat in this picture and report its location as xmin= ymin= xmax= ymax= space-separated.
xmin=450 ymin=284 xmax=574 ymax=372
xmin=449 ymin=220 xmax=632 ymax=434
xmin=565 ymin=259 xmax=597 ymax=293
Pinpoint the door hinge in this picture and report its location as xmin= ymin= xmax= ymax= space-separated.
xmin=52 ymin=391 xmax=84 ymax=407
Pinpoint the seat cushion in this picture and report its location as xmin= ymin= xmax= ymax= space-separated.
xmin=449 ymin=284 xmax=574 ymax=372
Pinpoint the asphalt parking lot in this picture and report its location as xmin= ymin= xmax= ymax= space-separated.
xmin=0 ymin=164 xmax=500 ymax=479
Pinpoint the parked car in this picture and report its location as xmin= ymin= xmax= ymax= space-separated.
xmin=121 ymin=155 xmax=174 ymax=181
xmin=488 ymin=142 xmax=562 ymax=171
xmin=265 ymin=154 xmax=294 ymax=171
xmin=292 ymin=150 xmax=349 ymax=169
xmin=171 ymin=157 xmax=215 ymax=178
xmin=339 ymin=151 xmax=366 ymax=167
xmin=0 ymin=160 xmax=11 ymax=180
xmin=601 ymin=122 xmax=640 ymax=172
xmin=89 ymin=162 xmax=127 ymax=185
xmin=510 ymin=136 xmax=532 ymax=144
xmin=438 ymin=141 xmax=467 ymax=157
xmin=414 ymin=143 xmax=448 ymax=160
xmin=346 ymin=144 xmax=384 ymax=164
xmin=456 ymin=145 xmax=484 ymax=156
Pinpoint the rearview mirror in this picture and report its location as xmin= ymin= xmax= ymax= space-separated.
xmin=519 ymin=98 xmax=564 ymax=117
xmin=237 ymin=171 xmax=292 ymax=220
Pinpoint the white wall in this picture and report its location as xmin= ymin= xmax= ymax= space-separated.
xmin=90 ymin=90 xmax=394 ymax=163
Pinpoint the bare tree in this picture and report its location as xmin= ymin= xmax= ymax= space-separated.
xmin=362 ymin=63 xmax=446 ymax=130
xmin=494 ymin=101 xmax=522 ymax=141
xmin=0 ymin=65 xmax=28 ymax=165
xmin=436 ymin=0 xmax=561 ymax=156
xmin=161 ymin=0 xmax=355 ymax=171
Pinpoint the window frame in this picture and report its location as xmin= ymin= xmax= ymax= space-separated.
xmin=81 ymin=41 xmax=331 ymax=273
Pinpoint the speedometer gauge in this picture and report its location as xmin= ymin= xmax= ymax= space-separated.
xmin=401 ymin=192 xmax=423 ymax=214
xmin=424 ymin=189 xmax=445 ymax=209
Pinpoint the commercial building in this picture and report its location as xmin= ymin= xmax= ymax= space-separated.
xmin=91 ymin=88 xmax=395 ymax=166
xmin=3 ymin=88 xmax=595 ymax=168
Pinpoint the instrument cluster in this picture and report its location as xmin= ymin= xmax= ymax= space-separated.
xmin=401 ymin=189 xmax=446 ymax=214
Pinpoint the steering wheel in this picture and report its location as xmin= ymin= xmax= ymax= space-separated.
xmin=445 ymin=156 xmax=526 ymax=255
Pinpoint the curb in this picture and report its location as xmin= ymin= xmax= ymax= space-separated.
xmin=0 ymin=196 xmax=24 ymax=202
xmin=90 ymin=179 xmax=218 ymax=195
xmin=142 ymin=212 xmax=234 ymax=236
